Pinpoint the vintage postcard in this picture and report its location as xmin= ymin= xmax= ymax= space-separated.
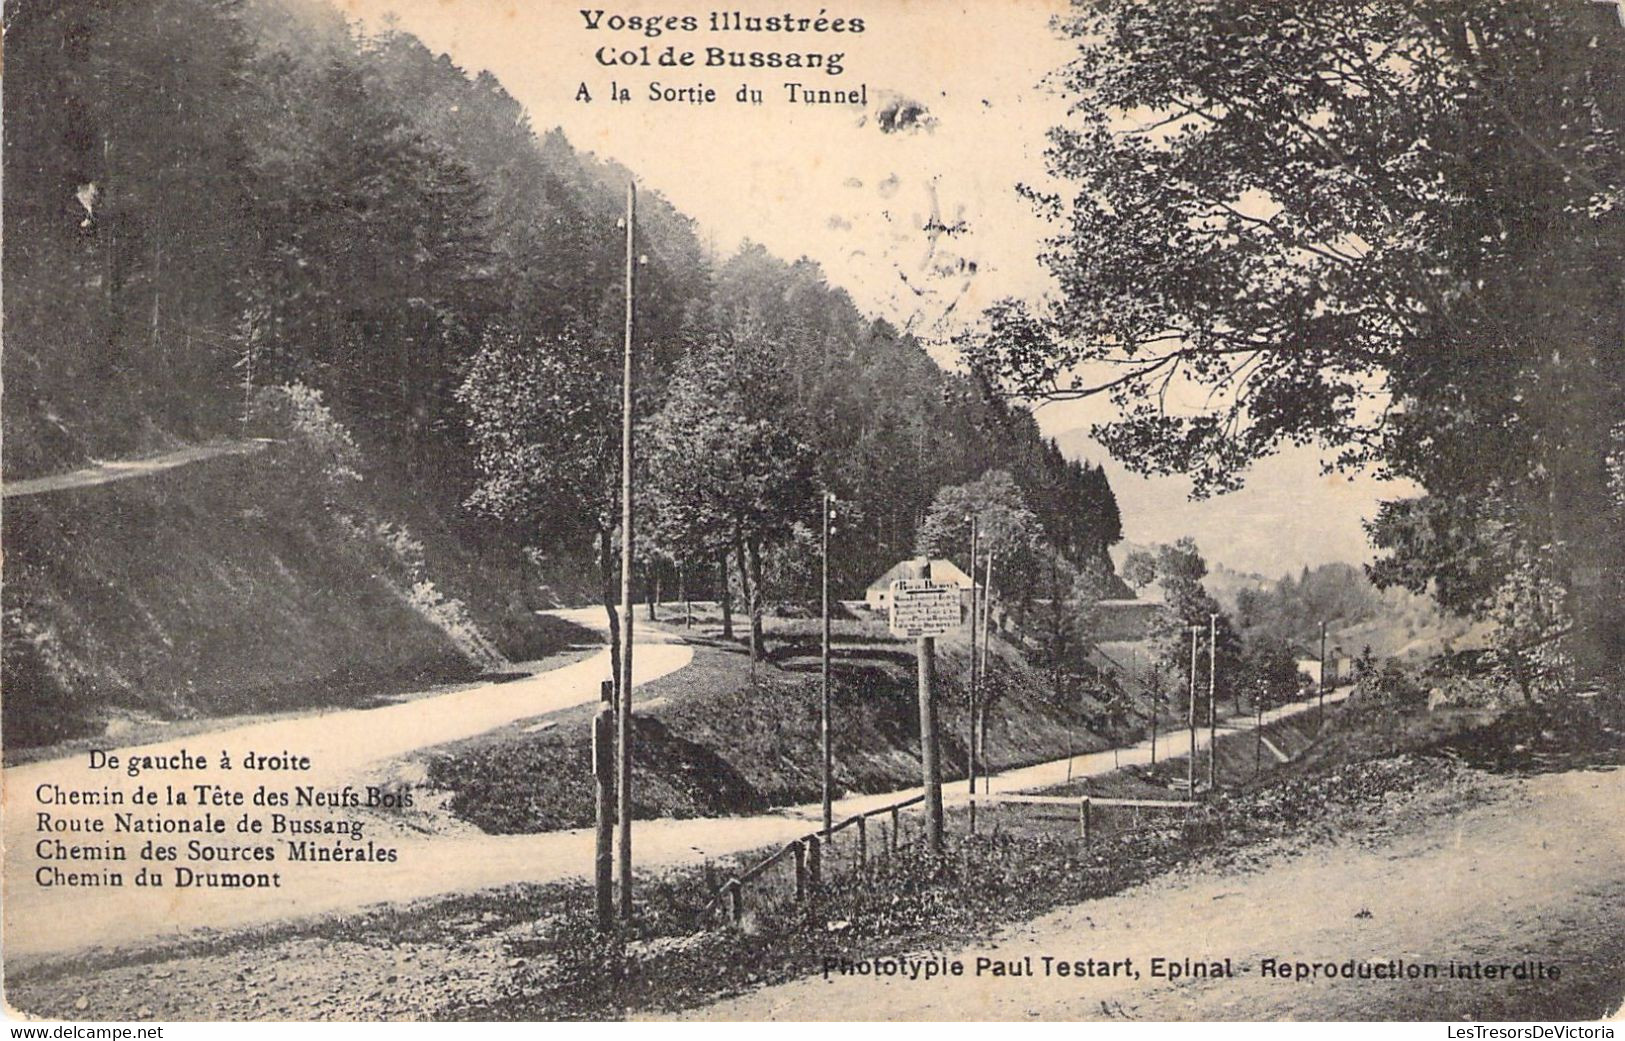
xmin=2 ymin=0 xmax=1622 ymax=1025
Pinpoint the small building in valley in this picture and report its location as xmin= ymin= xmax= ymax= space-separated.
xmin=1294 ymin=647 xmax=1353 ymax=687
xmin=864 ymin=558 xmax=976 ymax=611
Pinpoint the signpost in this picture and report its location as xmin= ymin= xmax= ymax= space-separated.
xmin=891 ymin=564 xmax=953 ymax=851
xmin=888 ymin=579 xmax=960 ymax=638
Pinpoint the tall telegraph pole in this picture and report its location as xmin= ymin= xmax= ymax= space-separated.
xmin=615 ymin=181 xmax=637 ymax=920
xmin=1187 ymin=625 xmax=1198 ymax=796
xmin=1208 ymin=612 xmax=1218 ymax=791
xmin=1144 ymin=650 xmax=1157 ymax=765
xmin=979 ymin=552 xmax=993 ymax=791
xmin=1318 ymin=619 xmax=1328 ymax=726
xmin=820 ymin=491 xmax=834 ymax=837
xmin=967 ymin=515 xmax=980 ymax=810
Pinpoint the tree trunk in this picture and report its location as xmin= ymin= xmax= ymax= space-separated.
xmin=746 ymin=534 xmax=766 ymax=661
xmin=735 ymin=535 xmax=763 ymax=663
xmin=599 ymin=528 xmax=622 ymax=708
xmin=719 ymin=554 xmax=734 ymax=639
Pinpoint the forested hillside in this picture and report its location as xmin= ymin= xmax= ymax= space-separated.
xmin=1 ymin=0 xmax=1123 ymax=741
xmin=1223 ymin=562 xmax=1482 ymax=661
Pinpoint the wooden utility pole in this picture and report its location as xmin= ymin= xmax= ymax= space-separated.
xmin=1145 ymin=651 xmax=1157 ymax=766
xmin=967 ymin=514 xmax=980 ymax=816
xmin=1187 ymin=626 xmax=1198 ymax=796
xmin=1208 ymin=612 xmax=1218 ymax=791
xmin=1254 ymin=685 xmax=1264 ymax=779
xmin=917 ymin=557 xmax=944 ymax=851
xmin=593 ymin=680 xmax=614 ymax=931
xmin=615 ymin=181 xmax=637 ymax=921
xmin=978 ymin=552 xmax=994 ymax=791
xmin=1318 ymin=620 xmax=1328 ymax=726
xmin=820 ymin=491 xmax=834 ymax=837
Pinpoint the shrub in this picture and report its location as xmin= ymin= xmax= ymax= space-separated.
xmin=247 ymin=382 xmax=363 ymax=504
xmin=1356 ymin=659 xmax=1426 ymax=713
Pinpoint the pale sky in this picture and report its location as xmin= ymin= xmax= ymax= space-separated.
xmin=337 ymin=0 xmax=1415 ymax=575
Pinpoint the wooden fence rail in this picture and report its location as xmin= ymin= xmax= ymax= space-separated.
xmin=715 ymin=791 xmax=1194 ymax=926
xmin=966 ymin=794 xmax=1199 ymax=809
xmin=965 ymin=792 xmax=1196 ymax=846
xmin=717 ymin=793 xmax=926 ymax=925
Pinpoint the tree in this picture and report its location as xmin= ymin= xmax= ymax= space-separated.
xmin=1235 ymin=563 xmax=1383 ymax=647
xmin=643 ymin=334 xmax=816 ymax=663
xmin=457 ymin=329 xmax=632 ymax=683
xmin=966 ymin=0 xmax=1624 ymax=689
xmin=1030 ymin=554 xmax=1085 ymax=704
xmin=759 ymin=522 xmax=822 ymax=611
xmin=1121 ymin=549 xmax=1158 ymax=593
xmin=1030 ymin=553 xmax=1117 ymax=715
xmin=1238 ymin=635 xmax=1306 ymax=711
xmin=1135 ymin=539 xmax=1243 ymax=716
xmin=1152 ymin=538 xmax=1209 ymax=618
xmin=639 ymin=365 xmax=736 ymax=627
xmin=246 ymin=383 xmax=363 ymax=506
xmin=3 ymin=0 xmax=257 ymax=466
xmin=917 ymin=469 xmax=1046 ymax=612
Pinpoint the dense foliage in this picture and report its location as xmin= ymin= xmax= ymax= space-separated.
xmin=965 ymin=0 xmax=1623 ymax=690
xmin=1125 ymin=539 xmax=1244 ymax=711
xmin=1234 ymin=563 xmax=1382 ymax=648
xmin=3 ymin=0 xmax=1123 ymax=620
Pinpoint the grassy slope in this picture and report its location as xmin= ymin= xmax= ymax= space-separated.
xmin=0 ymin=452 xmax=583 ymax=750
xmin=346 ymin=450 xmax=597 ymax=651
xmin=424 ymin=610 xmax=1129 ymax=834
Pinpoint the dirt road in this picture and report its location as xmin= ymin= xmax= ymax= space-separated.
xmin=1 ymin=441 xmax=269 ymax=499
xmin=2 ymin=609 xmax=692 ymax=960
xmin=686 ymin=765 xmax=1625 ymax=1021
xmin=3 ymin=669 xmax=1342 ymax=962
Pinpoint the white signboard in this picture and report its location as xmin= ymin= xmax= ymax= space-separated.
xmin=888 ymin=579 xmax=961 ymax=638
